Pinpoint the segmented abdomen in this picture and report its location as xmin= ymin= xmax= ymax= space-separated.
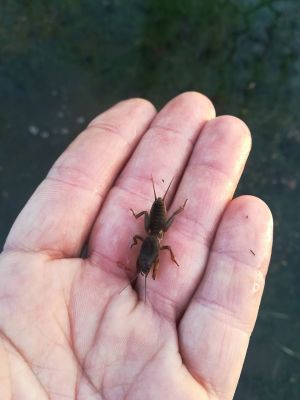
xmin=149 ymin=199 xmax=166 ymax=235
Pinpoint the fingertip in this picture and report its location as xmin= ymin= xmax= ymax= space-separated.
xmin=162 ymin=91 xmax=216 ymax=121
xmin=215 ymin=195 xmax=273 ymax=276
xmin=175 ymin=91 xmax=216 ymax=119
xmin=89 ymin=97 xmax=157 ymax=128
xmin=117 ymin=97 xmax=157 ymax=114
xmin=205 ymin=115 xmax=252 ymax=154
xmin=227 ymin=195 xmax=273 ymax=237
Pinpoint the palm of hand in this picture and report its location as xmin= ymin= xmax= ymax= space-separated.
xmin=0 ymin=93 xmax=272 ymax=400
xmin=0 ymin=252 xmax=206 ymax=399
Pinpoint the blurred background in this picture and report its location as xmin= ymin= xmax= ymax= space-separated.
xmin=0 ymin=0 xmax=299 ymax=398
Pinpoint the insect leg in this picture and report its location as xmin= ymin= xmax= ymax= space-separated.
xmin=152 ymin=257 xmax=160 ymax=280
xmin=130 ymin=209 xmax=147 ymax=218
xmin=130 ymin=235 xmax=144 ymax=248
xmin=160 ymin=245 xmax=179 ymax=266
xmin=164 ymin=199 xmax=188 ymax=231
xmin=130 ymin=209 xmax=150 ymax=231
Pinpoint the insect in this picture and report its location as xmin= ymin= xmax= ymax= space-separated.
xmin=128 ymin=177 xmax=187 ymax=302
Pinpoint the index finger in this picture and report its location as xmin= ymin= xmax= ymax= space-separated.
xmin=4 ymin=99 xmax=156 ymax=258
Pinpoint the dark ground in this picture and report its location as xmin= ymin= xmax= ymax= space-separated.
xmin=0 ymin=1 xmax=299 ymax=398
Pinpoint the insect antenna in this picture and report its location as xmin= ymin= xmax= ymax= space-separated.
xmin=151 ymin=175 xmax=157 ymax=200
xmin=163 ymin=177 xmax=174 ymax=201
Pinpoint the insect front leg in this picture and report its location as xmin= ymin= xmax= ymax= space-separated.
xmin=164 ymin=199 xmax=188 ymax=232
xmin=160 ymin=245 xmax=179 ymax=266
xmin=130 ymin=235 xmax=144 ymax=248
xmin=130 ymin=209 xmax=150 ymax=231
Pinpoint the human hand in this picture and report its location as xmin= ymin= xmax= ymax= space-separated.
xmin=0 ymin=92 xmax=273 ymax=399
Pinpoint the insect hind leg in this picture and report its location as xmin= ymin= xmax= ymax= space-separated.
xmin=164 ymin=199 xmax=188 ymax=231
xmin=152 ymin=258 xmax=160 ymax=280
xmin=160 ymin=245 xmax=179 ymax=266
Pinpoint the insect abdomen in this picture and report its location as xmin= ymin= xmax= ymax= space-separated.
xmin=149 ymin=199 xmax=166 ymax=235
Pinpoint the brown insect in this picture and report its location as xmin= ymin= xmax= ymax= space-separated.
xmin=128 ymin=177 xmax=187 ymax=302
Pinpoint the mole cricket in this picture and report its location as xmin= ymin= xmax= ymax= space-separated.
xmin=124 ymin=177 xmax=187 ymax=302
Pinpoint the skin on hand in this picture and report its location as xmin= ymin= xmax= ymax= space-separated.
xmin=0 ymin=92 xmax=273 ymax=400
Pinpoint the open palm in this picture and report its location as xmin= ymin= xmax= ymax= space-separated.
xmin=0 ymin=93 xmax=273 ymax=400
